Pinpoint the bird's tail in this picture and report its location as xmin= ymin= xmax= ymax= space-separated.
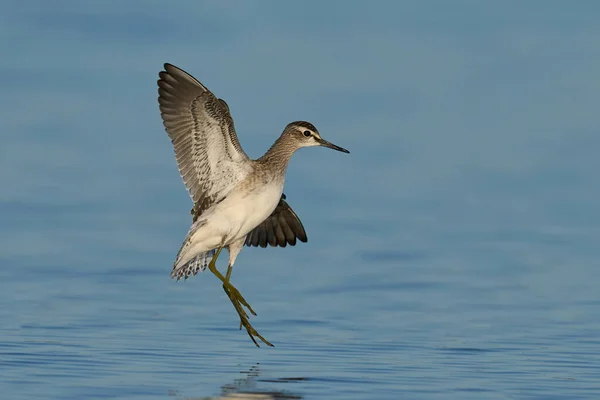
xmin=170 ymin=220 xmax=217 ymax=280
xmin=171 ymin=249 xmax=216 ymax=280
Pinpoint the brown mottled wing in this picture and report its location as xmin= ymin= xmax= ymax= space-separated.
xmin=245 ymin=194 xmax=308 ymax=248
xmin=158 ymin=63 xmax=251 ymax=217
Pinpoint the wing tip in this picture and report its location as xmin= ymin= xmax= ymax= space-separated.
xmin=158 ymin=63 xmax=205 ymax=89
xmin=161 ymin=62 xmax=180 ymax=75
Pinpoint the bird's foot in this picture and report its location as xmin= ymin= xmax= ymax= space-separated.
xmin=223 ymin=282 xmax=273 ymax=347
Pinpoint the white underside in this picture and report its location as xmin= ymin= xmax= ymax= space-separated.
xmin=175 ymin=179 xmax=284 ymax=269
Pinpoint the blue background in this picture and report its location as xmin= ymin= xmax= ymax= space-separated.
xmin=1 ymin=1 xmax=599 ymax=399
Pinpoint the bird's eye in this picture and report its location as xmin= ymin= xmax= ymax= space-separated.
xmin=303 ymin=130 xmax=311 ymax=137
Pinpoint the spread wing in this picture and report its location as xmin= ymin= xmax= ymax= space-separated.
xmin=245 ymin=194 xmax=308 ymax=248
xmin=158 ymin=63 xmax=251 ymax=215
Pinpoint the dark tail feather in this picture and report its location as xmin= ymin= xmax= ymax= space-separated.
xmin=171 ymin=249 xmax=216 ymax=280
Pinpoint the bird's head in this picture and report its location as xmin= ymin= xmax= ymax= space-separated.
xmin=283 ymin=121 xmax=350 ymax=154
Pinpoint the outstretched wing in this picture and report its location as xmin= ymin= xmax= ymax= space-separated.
xmin=158 ymin=63 xmax=251 ymax=215
xmin=245 ymin=194 xmax=308 ymax=248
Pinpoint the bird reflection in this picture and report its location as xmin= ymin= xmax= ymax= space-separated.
xmin=179 ymin=363 xmax=303 ymax=399
xmin=220 ymin=364 xmax=302 ymax=400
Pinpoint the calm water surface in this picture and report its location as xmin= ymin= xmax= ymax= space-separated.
xmin=2 ymin=2 xmax=600 ymax=399
xmin=2 ymin=199 xmax=599 ymax=399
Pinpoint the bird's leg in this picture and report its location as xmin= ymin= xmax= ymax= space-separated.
xmin=222 ymin=263 xmax=247 ymax=318
xmin=206 ymin=249 xmax=251 ymax=313
xmin=206 ymin=249 xmax=249 ymax=317
xmin=222 ymin=263 xmax=273 ymax=347
xmin=206 ymin=249 xmax=253 ymax=317
xmin=225 ymin=263 xmax=233 ymax=281
xmin=206 ymin=249 xmax=273 ymax=347
xmin=206 ymin=247 xmax=224 ymax=278
xmin=222 ymin=263 xmax=250 ymax=321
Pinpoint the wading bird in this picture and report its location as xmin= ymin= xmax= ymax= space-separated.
xmin=157 ymin=63 xmax=349 ymax=346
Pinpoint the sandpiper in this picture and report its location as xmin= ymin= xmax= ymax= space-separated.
xmin=157 ymin=63 xmax=349 ymax=347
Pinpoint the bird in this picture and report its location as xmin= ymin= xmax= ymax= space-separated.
xmin=157 ymin=63 xmax=349 ymax=347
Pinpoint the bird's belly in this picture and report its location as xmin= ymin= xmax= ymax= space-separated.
xmin=218 ymin=181 xmax=283 ymax=242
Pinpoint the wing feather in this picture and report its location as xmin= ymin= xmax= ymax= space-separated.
xmin=245 ymin=195 xmax=308 ymax=248
xmin=158 ymin=63 xmax=251 ymax=215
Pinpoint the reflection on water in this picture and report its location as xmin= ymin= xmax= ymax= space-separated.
xmin=178 ymin=364 xmax=302 ymax=400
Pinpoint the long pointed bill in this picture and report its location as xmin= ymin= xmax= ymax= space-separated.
xmin=318 ymin=138 xmax=350 ymax=153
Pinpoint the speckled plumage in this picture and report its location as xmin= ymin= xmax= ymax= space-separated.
xmin=157 ymin=63 xmax=349 ymax=347
xmin=157 ymin=62 xmax=348 ymax=280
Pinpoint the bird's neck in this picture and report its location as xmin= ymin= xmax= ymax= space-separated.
xmin=258 ymin=135 xmax=298 ymax=175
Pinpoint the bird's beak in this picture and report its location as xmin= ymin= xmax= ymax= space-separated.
xmin=318 ymin=138 xmax=350 ymax=154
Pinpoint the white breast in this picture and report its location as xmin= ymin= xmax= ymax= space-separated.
xmin=218 ymin=179 xmax=284 ymax=242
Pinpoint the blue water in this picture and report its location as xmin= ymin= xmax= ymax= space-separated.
xmin=2 ymin=198 xmax=599 ymax=399
xmin=2 ymin=1 xmax=600 ymax=399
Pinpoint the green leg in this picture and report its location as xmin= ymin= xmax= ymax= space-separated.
xmin=208 ymin=252 xmax=255 ymax=317
xmin=207 ymin=248 xmax=273 ymax=347
xmin=225 ymin=263 xmax=233 ymax=281
xmin=206 ymin=247 xmax=224 ymax=279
